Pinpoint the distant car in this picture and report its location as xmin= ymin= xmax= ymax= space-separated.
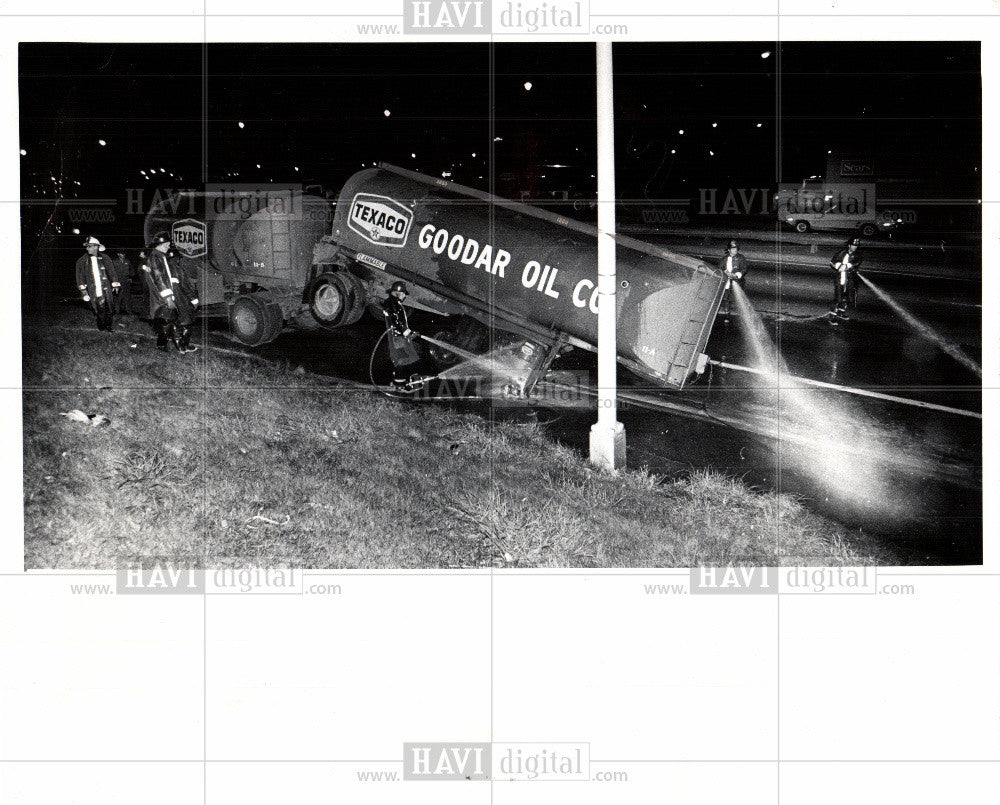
xmin=782 ymin=209 xmax=901 ymax=237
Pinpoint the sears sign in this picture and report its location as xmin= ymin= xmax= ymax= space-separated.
xmin=171 ymin=218 xmax=207 ymax=258
xmin=840 ymin=160 xmax=874 ymax=178
xmin=348 ymin=194 xmax=413 ymax=248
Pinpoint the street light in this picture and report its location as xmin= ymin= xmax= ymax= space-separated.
xmin=590 ymin=41 xmax=625 ymax=472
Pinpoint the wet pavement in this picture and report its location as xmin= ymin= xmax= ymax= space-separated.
xmin=548 ymin=313 xmax=982 ymax=565
xmin=200 ymin=232 xmax=982 ymax=565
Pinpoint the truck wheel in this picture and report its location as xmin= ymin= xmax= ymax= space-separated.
xmin=794 ymin=221 xmax=810 ymax=233
xmin=340 ymin=273 xmax=367 ymax=326
xmin=230 ymin=294 xmax=281 ymax=347
xmin=310 ymin=274 xmax=345 ymax=325
xmin=860 ymin=223 xmax=877 ymax=237
xmin=309 ymin=272 xmax=366 ymax=328
xmin=261 ymin=298 xmax=284 ymax=343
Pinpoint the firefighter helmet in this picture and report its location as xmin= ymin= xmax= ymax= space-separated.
xmin=390 ymin=281 xmax=408 ymax=295
xmin=849 ymin=237 xmax=861 ymax=246
xmin=727 ymin=240 xmax=738 ymax=250
xmin=83 ymin=236 xmax=102 ymax=248
xmin=149 ymin=231 xmax=171 ymax=248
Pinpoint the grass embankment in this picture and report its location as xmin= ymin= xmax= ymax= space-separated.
xmin=23 ymin=309 xmax=903 ymax=568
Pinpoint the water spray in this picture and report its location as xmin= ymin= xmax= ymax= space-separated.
xmin=370 ymin=330 xmax=527 ymax=396
xmin=419 ymin=333 xmax=515 ymax=377
xmin=857 ymin=273 xmax=981 ymax=378
xmin=723 ymin=282 xmax=932 ymax=520
xmin=729 ymin=281 xmax=788 ymax=377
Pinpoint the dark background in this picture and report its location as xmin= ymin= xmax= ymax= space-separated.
xmin=20 ymin=41 xmax=981 ymax=302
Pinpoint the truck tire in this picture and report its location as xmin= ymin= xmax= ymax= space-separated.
xmin=859 ymin=222 xmax=877 ymax=237
xmin=261 ymin=298 xmax=284 ymax=343
xmin=794 ymin=220 xmax=810 ymax=233
xmin=309 ymin=272 xmax=366 ymax=328
xmin=230 ymin=294 xmax=282 ymax=347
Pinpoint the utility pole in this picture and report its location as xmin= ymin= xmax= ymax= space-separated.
xmin=589 ymin=42 xmax=626 ymax=471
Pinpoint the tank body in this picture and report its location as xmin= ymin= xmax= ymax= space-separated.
xmin=332 ymin=164 xmax=724 ymax=386
xmin=144 ymin=190 xmax=333 ymax=292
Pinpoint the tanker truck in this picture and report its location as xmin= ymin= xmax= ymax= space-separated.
xmin=144 ymin=187 xmax=340 ymax=346
xmin=144 ymin=164 xmax=725 ymax=393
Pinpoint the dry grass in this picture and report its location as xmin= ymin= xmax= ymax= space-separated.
xmin=23 ymin=308 xmax=904 ymax=569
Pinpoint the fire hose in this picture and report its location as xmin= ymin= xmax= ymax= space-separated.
xmin=707 ymin=359 xmax=980 ymax=420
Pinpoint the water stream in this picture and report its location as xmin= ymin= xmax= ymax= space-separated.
xmin=727 ymin=282 xmax=928 ymax=521
xmin=857 ymin=272 xmax=981 ymax=378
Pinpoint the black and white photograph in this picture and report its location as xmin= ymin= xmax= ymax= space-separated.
xmin=3 ymin=4 xmax=999 ymax=804
xmin=19 ymin=39 xmax=983 ymax=568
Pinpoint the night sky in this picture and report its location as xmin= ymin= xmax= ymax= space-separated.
xmin=19 ymin=40 xmax=981 ymax=248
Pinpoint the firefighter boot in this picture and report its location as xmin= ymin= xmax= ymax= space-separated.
xmin=177 ymin=326 xmax=199 ymax=354
xmin=154 ymin=319 xmax=171 ymax=351
xmin=166 ymin=322 xmax=183 ymax=352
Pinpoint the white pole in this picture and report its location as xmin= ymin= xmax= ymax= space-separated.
xmin=589 ymin=42 xmax=626 ymax=471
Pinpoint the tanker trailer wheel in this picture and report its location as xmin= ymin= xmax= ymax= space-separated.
xmin=794 ymin=220 xmax=810 ymax=233
xmin=309 ymin=272 xmax=366 ymax=328
xmin=230 ymin=294 xmax=282 ymax=347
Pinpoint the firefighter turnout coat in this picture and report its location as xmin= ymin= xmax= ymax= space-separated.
xmin=141 ymin=249 xmax=199 ymax=322
xmin=381 ymin=295 xmax=420 ymax=369
xmin=74 ymin=253 xmax=120 ymax=307
xmin=718 ymin=252 xmax=750 ymax=291
xmin=831 ymin=247 xmax=862 ymax=288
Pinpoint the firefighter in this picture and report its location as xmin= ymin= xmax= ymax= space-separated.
xmin=718 ymin=240 xmax=750 ymax=321
xmin=74 ymin=236 xmax=120 ymax=331
xmin=829 ymin=238 xmax=862 ymax=323
xmin=170 ymin=254 xmax=202 ymax=352
xmin=111 ymin=250 xmax=134 ymax=316
xmin=140 ymin=233 xmax=200 ymax=353
xmin=381 ymin=281 xmax=423 ymax=389
xmin=99 ymin=243 xmax=125 ymax=324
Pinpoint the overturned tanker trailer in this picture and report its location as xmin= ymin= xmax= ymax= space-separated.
xmin=144 ymin=164 xmax=725 ymax=392
xmin=327 ymin=163 xmax=725 ymax=391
